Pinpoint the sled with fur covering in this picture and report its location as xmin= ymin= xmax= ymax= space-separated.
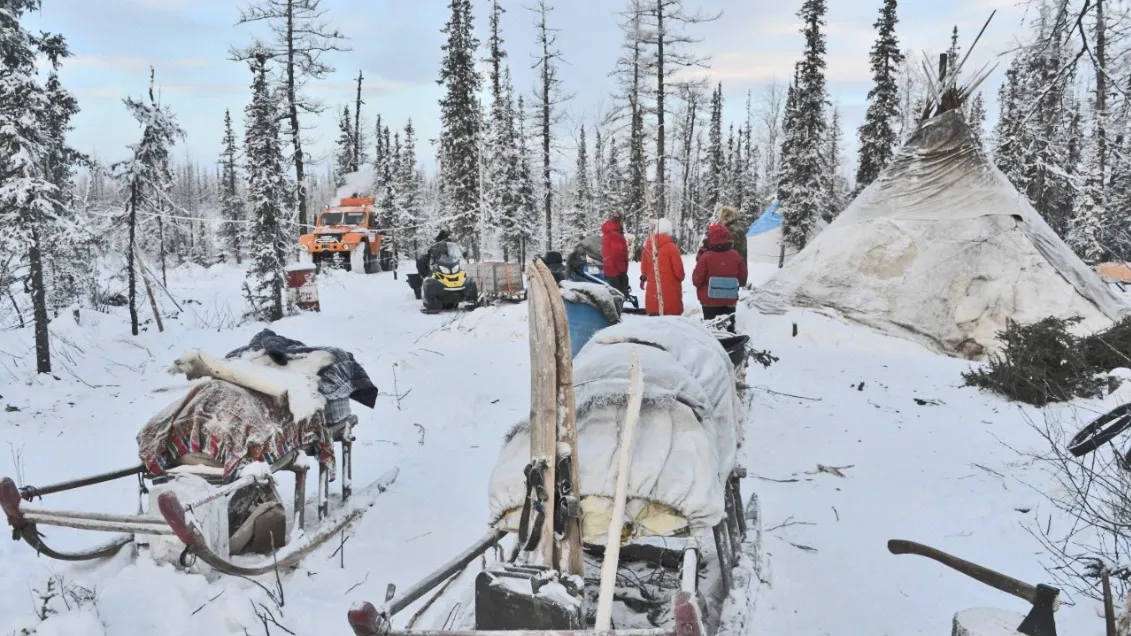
xmin=346 ymin=260 xmax=762 ymax=636
xmin=1 ymin=351 xmax=393 ymax=576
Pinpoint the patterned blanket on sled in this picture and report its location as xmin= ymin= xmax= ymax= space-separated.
xmin=488 ymin=316 xmax=744 ymax=543
xmin=137 ymin=349 xmax=339 ymax=483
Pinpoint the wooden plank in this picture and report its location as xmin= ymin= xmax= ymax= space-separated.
xmin=526 ymin=261 xmax=558 ymax=569
xmin=532 ymin=260 xmax=583 ymax=578
xmin=594 ymin=350 xmax=643 ymax=630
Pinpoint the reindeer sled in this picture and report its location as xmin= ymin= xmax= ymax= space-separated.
xmin=348 ymin=260 xmax=761 ymax=636
xmin=0 ymin=331 xmax=398 ymax=577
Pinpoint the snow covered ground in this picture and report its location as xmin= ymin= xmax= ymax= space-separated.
xmin=0 ymin=258 xmax=1125 ymax=635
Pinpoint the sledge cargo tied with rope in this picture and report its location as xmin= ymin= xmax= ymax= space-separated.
xmin=0 ymin=330 xmax=398 ymax=577
xmin=347 ymin=259 xmax=762 ymax=636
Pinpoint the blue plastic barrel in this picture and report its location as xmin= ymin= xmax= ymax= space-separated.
xmin=563 ymin=299 xmax=611 ymax=357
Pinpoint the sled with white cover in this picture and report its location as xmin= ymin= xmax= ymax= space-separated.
xmin=347 ymin=260 xmax=761 ymax=636
xmin=0 ymin=334 xmax=397 ymax=576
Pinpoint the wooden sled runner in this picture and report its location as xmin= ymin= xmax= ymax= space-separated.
xmin=347 ymin=260 xmax=762 ymax=636
xmin=1 ymin=349 xmax=397 ymax=576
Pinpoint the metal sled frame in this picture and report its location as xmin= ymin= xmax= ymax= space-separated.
xmin=346 ymin=469 xmax=758 ymax=636
xmin=0 ymin=416 xmax=360 ymax=575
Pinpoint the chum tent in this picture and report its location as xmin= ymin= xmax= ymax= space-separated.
xmin=749 ymin=106 xmax=1130 ymax=359
xmin=746 ymin=202 xmax=826 ymax=264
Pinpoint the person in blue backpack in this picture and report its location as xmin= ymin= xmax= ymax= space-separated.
xmin=692 ymin=224 xmax=747 ymax=330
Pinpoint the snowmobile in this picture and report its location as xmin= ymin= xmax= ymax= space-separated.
xmin=408 ymin=241 xmax=481 ymax=313
xmin=0 ymin=331 xmax=398 ymax=577
xmin=347 ymin=260 xmax=760 ymax=636
xmin=563 ymin=237 xmax=646 ymax=315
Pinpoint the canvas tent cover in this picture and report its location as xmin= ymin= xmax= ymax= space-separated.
xmin=750 ymin=110 xmax=1131 ymax=357
xmin=487 ymin=317 xmax=743 ymax=543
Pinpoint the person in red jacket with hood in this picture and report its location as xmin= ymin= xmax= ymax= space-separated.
xmin=692 ymin=224 xmax=747 ymax=330
xmin=640 ymin=218 xmax=685 ymax=316
xmin=601 ymin=211 xmax=629 ymax=297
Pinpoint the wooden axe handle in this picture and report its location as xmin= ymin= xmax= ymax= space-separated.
xmin=888 ymin=540 xmax=1060 ymax=611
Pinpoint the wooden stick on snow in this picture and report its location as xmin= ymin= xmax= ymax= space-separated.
xmin=134 ymin=246 xmax=164 ymax=332
xmin=594 ymin=348 xmax=644 ymax=631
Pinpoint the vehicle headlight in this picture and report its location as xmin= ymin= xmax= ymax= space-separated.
xmin=439 ymin=265 xmax=453 ymax=274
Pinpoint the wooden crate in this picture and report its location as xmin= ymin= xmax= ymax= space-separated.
xmin=467 ymin=261 xmax=526 ymax=300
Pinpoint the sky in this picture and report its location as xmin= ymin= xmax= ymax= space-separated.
xmin=26 ymin=0 xmax=1034 ymax=180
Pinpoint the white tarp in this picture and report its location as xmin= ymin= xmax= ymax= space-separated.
xmin=487 ymin=317 xmax=743 ymax=540
xmin=750 ymin=110 xmax=1131 ymax=358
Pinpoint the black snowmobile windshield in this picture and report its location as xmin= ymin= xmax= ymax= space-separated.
xmin=434 ymin=243 xmax=463 ymax=274
xmin=437 ymin=255 xmax=461 ymax=274
xmin=320 ymin=211 xmax=367 ymax=226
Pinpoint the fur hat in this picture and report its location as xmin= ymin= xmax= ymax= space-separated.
xmin=655 ymin=217 xmax=673 ymax=236
xmin=718 ymin=206 xmax=739 ymax=225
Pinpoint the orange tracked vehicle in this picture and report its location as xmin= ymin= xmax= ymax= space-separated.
xmin=298 ymin=197 xmax=396 ymax=274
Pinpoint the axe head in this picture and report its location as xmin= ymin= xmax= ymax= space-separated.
xmin=1016 ymin=584 xmax=1059 ymax=636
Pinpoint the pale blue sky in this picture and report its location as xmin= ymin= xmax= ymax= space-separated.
xmin=26 ymin=0 xmax=1029 ymax=176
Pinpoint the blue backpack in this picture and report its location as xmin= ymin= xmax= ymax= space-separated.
xmin=707 ymin=276 xmax=740 ymax=300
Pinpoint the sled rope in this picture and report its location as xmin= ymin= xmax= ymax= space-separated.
xmin=517 ymin=460 xmax=548 ymax=553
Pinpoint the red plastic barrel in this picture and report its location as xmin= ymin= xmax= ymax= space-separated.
xmin=285 ymin=263 xmax=320 ymax=312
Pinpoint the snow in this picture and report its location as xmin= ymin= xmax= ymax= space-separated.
xmin=0 ymin=257 xmax=1121 ymax=636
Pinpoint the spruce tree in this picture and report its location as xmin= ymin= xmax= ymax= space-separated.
xmin=705 ymin=82 xmax=724 ymax=210
xmin=231 ymin=0 xmax=350 ymax=236
xmin=855 ymin=0 xmax=903 ymax=191
xmin=603 ymin=135 xmax=625 ymax=219
xmin=966 ymin=92 xmax=987 ymax=149
xmin=220 ymin=109 xmax=244 ymax=263
xmin=41 ymin=70 xmax=87 ymax=311
xmin=565 ymin=125 xmax=592 ymax=246
xmin=397 ymin=119 xmax=424 ymax=253
xmin=242 ymin=52 xmax=288 ymax=322
xmin=992 ymin=4 xmax=1079 ymax=239
xmin=780 ymin=0 xmax=829 ymax=251
xmin=825 ymin=105 xmax=847 ymax=221
xmin=515 ymin=95 xmax=539 ymax=262
xmin=0 ymin=0 xmax=73 ymax=372
xmin=334 ymin=105 xmax=354 ymax=188
xmin=437 ymin=0 xmax=482 ymax=253
xmin=115 ymin=69 xmax=184 ymax=334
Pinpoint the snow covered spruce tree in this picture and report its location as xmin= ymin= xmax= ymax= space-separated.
xmin=231 ymin=0 xmax=350 ymax=236
xmin=514 ymin=95 xmax=540 ymax=262
xmin=242 ymin=52 xmax=289 ymax=322
xmin=966 ymin=91 xmax=987 ymax=148
xmin=41 ymin=68 xmax=89 ymax=313
xmin=396 ymin=119 xmax=425 ymax=254
xmin=220 ymin=109 xmax=244 ymax=263
xmin=115 ymin=69 xmax=184 ymax=336
xmin=334 ymin=105 xmax=354 ymax=188
xmin=0 ymin=0 xmax=78 ymax=372
xmin=705 ymin=83 xmax=724 ymax=211
xmin=483 ymin=0 xmax=524 ymax=259
xmin=563 ymin=125 xmax=592 ymax=246
xmin=992 ymin=2 xmax=1081 ymax=240
xmin=779 ymin=0 xmax=829 ymax=251
xmin=437 ymin=0 xmax=482 ymax=255
xmin=855 ymin=0 xmax=903 ymax=192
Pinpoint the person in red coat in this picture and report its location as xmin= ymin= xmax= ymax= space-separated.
xmin=601 ymin=212 xmax=630 ymax=297
xmin=692 ymin=224 xmax=747 ymax=330
xmin=640 ymin=218 xmax=685 ymax=316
